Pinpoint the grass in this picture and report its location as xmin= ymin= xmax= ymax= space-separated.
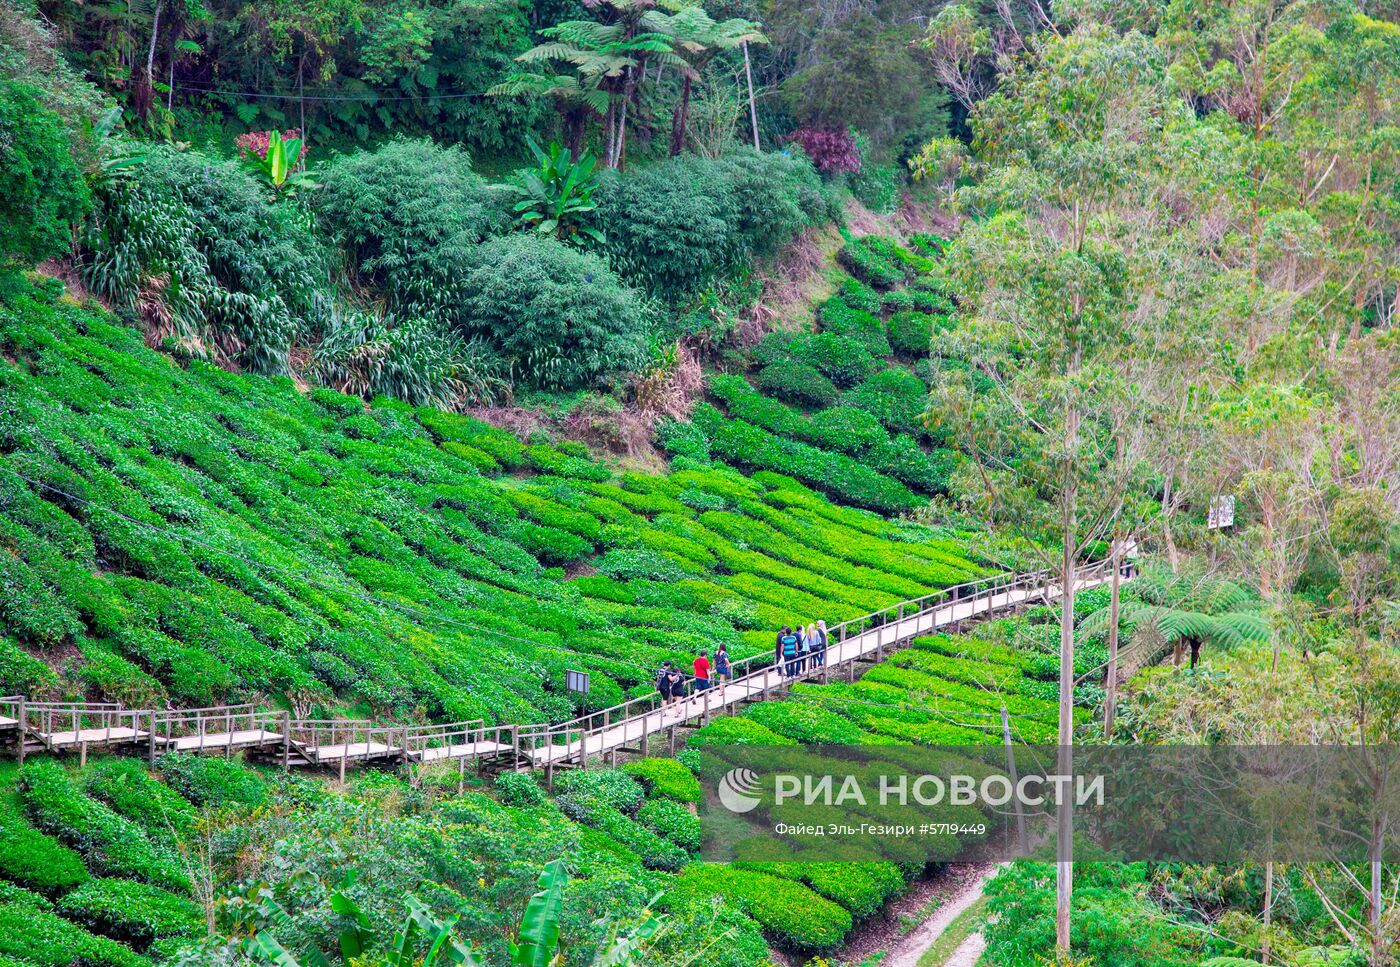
xmin=916 ymin=894 xmax=987 ymax=967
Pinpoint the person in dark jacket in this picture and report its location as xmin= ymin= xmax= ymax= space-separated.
xmin=778 ymin=626 xmax=801 ymax=678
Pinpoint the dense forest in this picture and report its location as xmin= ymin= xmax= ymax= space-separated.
xmin=2 ymin=0 xmax=1400 ymax=965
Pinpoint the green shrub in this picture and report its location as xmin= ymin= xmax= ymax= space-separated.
xmin=19 ymin=760 xmax=187 ymax=892
xmin=711 ymin=149 xmax=830 ymax=256
xmin=0 ymin=637 xmax=58 ymax=695
xmin=84 ymin=759 xmax=196 ymax=841
xmin=689 ymin=717 xmax=798 ymax=747
xmin=315 ymin=138 xmax=508 ymax=319
xmin=0 ymin=808 xmax=89 ymax=894
xmin=742 ymin=701 xmax=874 ymax=745
xmin=0 ymin=80 xmax=90 ymax=266
xmin=845 ymin=369 xmax=930 ymax=439
xmin=755 ymin=360 xmax=840 ymax=409
xmin=849 ymin=160 xmax=902 ymax=215
xmin=0 ymin=903 xmax=147 ymax=967
xmin=838 ymin=236 xmax=904 ymax=288
xmin=56 ymin=878 xmax=202 ymax=951
xmin=82 ymin=146 xmax=328 ymax=374
xmin=595 ymin=550 xmax=689 ymax=583
xmin=637 ymin=798 xmax=702 ymax=852
xmin=887 ymin=311 xmax=947 ymax=357
xmin=621 ymin=758 xmax=702 ymax=803
xmin=673 ymin=865 xmax=852 ymax=951
xmin=595 ymin=155 xmax=741 ymax=302
xmin=458 ymin=234 xmax=646 ymax=390
xmin=817 ymin=297 xmax=890 ymax=357
xmin=156 ymin=753 xmax=267 ymax=809
xmin=553 ymin=770 xmax=645 ymax=815
xmin=493 ymin=772 xmax=547 ymax=808
xmin=558 ymin=795 xmax=687 ymax=871
xmin=785 ymin=333 xmax=877 ymax=389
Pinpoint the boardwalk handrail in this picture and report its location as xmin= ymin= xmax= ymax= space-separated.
xmin=516 ymin=558 xmax=1118 ymax=761
xmin=0 ymin=558 xmax=1127 ymax=773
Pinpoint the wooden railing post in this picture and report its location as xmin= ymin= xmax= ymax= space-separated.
xmin=15 ymin=697 xmax=25 ymax=768
xmin=281 ymin=711 xmax=290 ymax=771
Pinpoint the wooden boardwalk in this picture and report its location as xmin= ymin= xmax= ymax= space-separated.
xmin=517 ymin=561 xmax=1122 ymax=775
xmin=0 ymin=560 xmax=1129 ymax=779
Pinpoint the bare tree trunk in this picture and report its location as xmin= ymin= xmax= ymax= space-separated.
xmin=1371 ymin=810 xmax=1383 ymax=967
xmin=1056 ymin=396 xmax=1080 ymax=958
xmin=743 ymin=42 xmax=760 ymax=150
xmin=129 ymin=0 xmax=163 ymax=120
xmin=1161 ymin=470 xmax=1180 ymax=573
xmin=605 ymin=101 xmax=616 ymax=169
xmin=1262 ymin=860 xmax=1273 ymax=964
xmin=670 ymin=73 xmax=693 ymax=156
xmin=1103 ymin=537 xmax=1122 ymax=737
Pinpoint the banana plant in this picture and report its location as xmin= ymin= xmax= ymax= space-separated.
xmin=240 ymin=129 xmax=318 ymax=196
xmin=510 ymin=859 xmax=665 ymax=967
xmin=507 ymin=138 xmax=605 ymax=248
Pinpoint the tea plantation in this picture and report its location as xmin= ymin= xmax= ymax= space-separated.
xmin=665 ymin=235 xmax=967 ymax=516
xmin=0 ymin=274 xmax=1002 ymax=730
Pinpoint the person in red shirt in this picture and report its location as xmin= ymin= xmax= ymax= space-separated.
xmin=693 ymin=650 xmax=711 ymax=698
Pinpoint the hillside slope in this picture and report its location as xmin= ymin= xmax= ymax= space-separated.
xmin=0 ymin=275 xmax=1007 ymax=725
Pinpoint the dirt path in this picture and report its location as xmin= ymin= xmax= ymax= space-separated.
xmin=942 ymin=934 xmax=987 ymax=967
xmin=879 ymin=865 xmax=996 ymax=967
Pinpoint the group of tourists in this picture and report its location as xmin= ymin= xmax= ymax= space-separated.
xmin=651 ymin=618 xmax=830 ymax=719
xmin=775 ymin=620 xmax=828 ymax=678
xmin=656 ymin=644 xmax=732 ymax=715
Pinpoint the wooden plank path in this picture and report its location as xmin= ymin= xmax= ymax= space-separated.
xmin=517 ymin=560 xmax=1126 ymax=777
xmin=0 ymin=560 xmax=1131 ymax=779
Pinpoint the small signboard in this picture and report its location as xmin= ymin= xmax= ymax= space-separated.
xmin=1208 ymin=495 xmax=1235 ymax=530
xmin=566 ymin=669 xmax=590 ymax=694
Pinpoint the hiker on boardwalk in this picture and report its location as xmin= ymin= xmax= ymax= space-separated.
xmin=656 ymin=661 xmax=677 ymax=710
xmin=777 ymin=625 xmax=801 ymax=678
xmin=797 ymin=624 xmax=810 ymax=674
xmin=692 ymin=650 xmax=711 ymax=703
xmin=812 ymin=620 xmax=829 ymax=669
xmin=714 ymin=644 xmax=731 ymax=683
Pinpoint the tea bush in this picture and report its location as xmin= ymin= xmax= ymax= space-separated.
xmin=18 ymin=761 xmax=187 ymax=892
xmin=673 ymin=865 xmax=852 ymax=952
xmin=55 ymin=878 xmax=201 ymax=951
xmin=0 ymin=808 xmax=89 ymax=894
xmin=0 ymin=903 xmax=147 ymax=967
xmin=621 ymin=758 xmax=702 ymax=803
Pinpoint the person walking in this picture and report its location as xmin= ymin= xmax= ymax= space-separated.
xmin=656 ymin=660 xmax=675 ymax=711
xmin=813 ymin=620 xmax=829 ymax=670
xmin=714 ymin=644 xmax=731 ymax=683
xmin=666 ymin=663 xmax=687 ymax=713
xmin=778 ymin=625 xmax=800 ymax=678
xmin=693 ymin=650 xmax=711 ymax=700
xmin=797 ymin=624 xmax=810 ymax=674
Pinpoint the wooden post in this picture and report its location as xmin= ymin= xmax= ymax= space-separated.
xmin=15 ymin=698 xmax=25 ymax=768
xmin=281 ymin=712 xmax=291 ymax=771
xmin=458 ymin=757 xmax=466 ymax=795
xmin=1002 ymin=705 xmax=1027 ymax=856
xmin=148 ymin=711 xmax=157 ymax=767
xmin=79 ymin=741 xmax=87 ymax=769
xmin=338 ymin=748 xmax=347 ymax=784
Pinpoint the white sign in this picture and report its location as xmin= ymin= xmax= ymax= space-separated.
xmin=1208 ymin=495 xmax=1235 ymax=530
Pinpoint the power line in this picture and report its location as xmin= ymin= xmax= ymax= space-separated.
xmin=174 ymin=82 xmax=492 ymax=103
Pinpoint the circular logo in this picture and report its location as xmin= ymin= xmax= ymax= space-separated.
xmin=718 ymin=767 xmax=763 ymax=813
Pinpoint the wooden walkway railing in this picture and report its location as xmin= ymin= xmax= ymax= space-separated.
xmin=0 ymin=560 xmax=1130 ymax=780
